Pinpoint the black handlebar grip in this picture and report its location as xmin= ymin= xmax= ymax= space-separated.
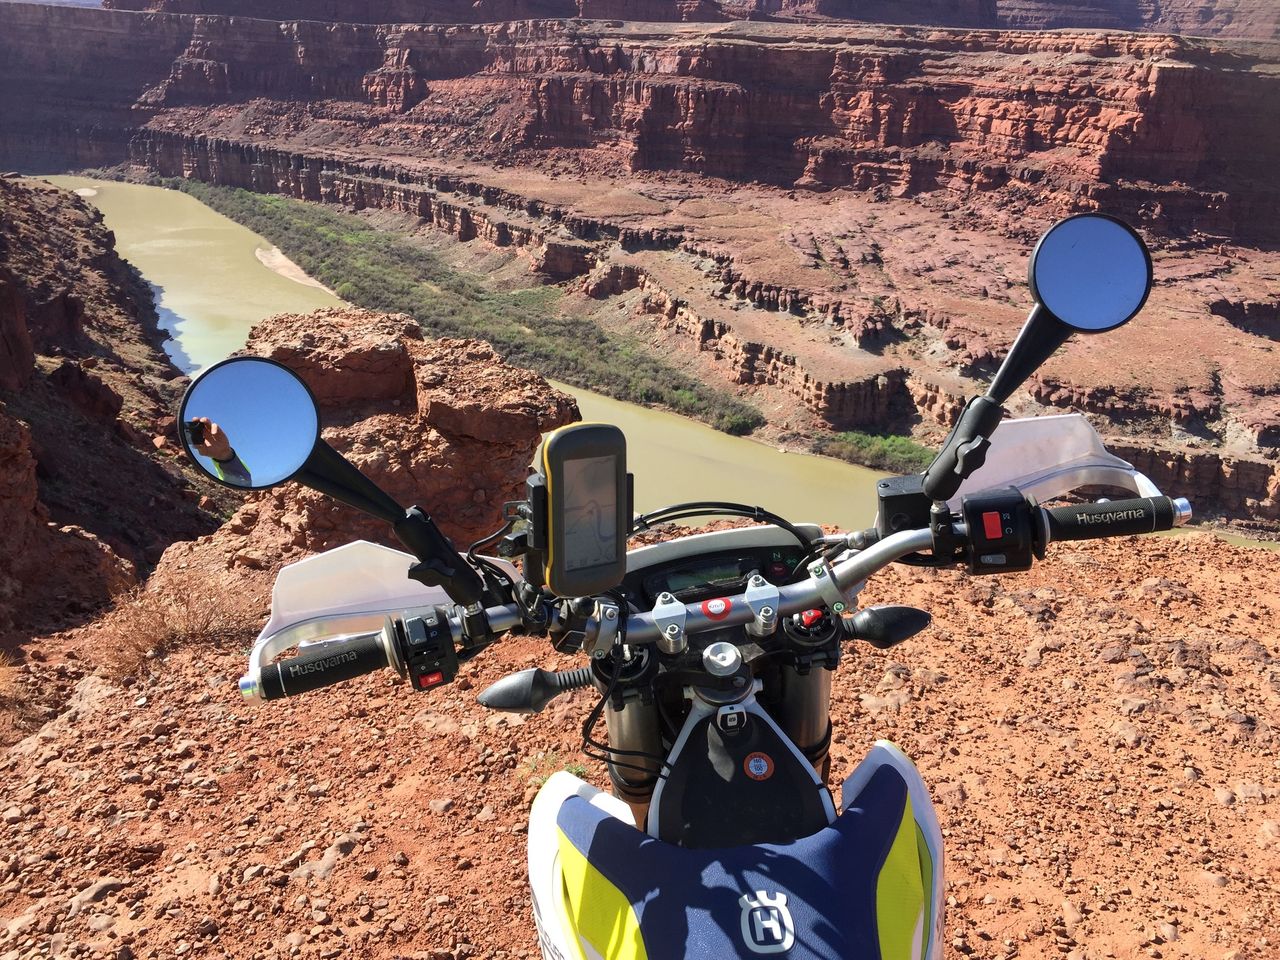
xmin=258 ymin=634 xmax=390 ymax=701
xmin=1042 ymin=496 xmax=1176 ymax=544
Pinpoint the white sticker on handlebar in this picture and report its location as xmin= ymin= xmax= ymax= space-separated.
xmin=702 ymin=598 xmax=732 ymax=621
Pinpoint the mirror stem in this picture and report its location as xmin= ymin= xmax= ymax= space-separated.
xmin=295 ymin=440 xmax=405 ymax=525
xmin=986 ymin=303 xmax=1071 ymax=405
xmin=294 ymin=441 xmax=485 ymax=606
xmin=396 ymin=507 xmax=485 ymax=606
xmin=921 ymin=304 xmax=1074 ymax=502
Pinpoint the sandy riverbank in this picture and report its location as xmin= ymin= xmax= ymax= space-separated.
xmin=255 ymin=244 xmax=338 ymax=296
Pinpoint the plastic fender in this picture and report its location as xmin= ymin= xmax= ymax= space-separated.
xmin=841 ymin=741 xmax=946 ymax=960
xmin=528 ymin=772 xmax=635 ymax=960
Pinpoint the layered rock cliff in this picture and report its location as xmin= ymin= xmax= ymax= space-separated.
xmin=100 ymin=0 xmax=998 ymax=29
xmin=2 ymin=3 xmax=1277 ymax=526
xmin=998 ymin=0 xmax=1280 ymax=40
xmin=101 ymin=0 xmax=1280 ymax=39
xmin=0 ymin=177 xmax=218 ymax=645
xmin=2 ymin=8 xmax=1276 ymax=242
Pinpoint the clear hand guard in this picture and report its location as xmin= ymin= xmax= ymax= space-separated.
xmin=950 ymin=414 xmax=1161 ymax=506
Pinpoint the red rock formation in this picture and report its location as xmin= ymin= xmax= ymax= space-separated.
xmin=998 ymin=0 xmax=1280 ymax=40
xmin=103 ymin=0 xmax=996 ymax=28
xmin=104 ymin=0 xmax=580 ymax=21
xmin=4 ymin=8 xmax=1277 ymax=242
xmin=583 ymin=259 xmax=910 ymax=428
xmin=1108 ymin=439 xmax=1280 ymax=522
xmin=150 ymin=308 xmax=578 ymax=592
xmin=102 ymin=0 xmax=1280 ymax=40
xmin=0 ymin=275 xmax=34 ymax=393
xmin=1210 ymin=295 xmax=1280 ymax=340
xmin=0 ymin=178 xmax=219 ymax=645
xmin=0 ymin=407 xmax=138 ymax=642
xmin=245 ymin=309 xmax=578 ymax=549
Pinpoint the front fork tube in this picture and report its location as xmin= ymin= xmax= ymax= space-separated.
xmin=603 ymin=696 xmax=663 ymax=830
xmin=775 ymin=664 xmax=833 ymax=782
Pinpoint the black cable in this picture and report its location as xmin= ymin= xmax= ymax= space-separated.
xmin=466 ymin=518 xmax=514 ymax=560
xmin=580 ymin=640 xmax=671 ymax=779
xmin=630 ymin=501 xmax=814 ymax=555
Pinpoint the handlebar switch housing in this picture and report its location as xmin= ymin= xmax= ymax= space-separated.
xmin=402 ymin=607 xmax=460 ymax=691
xmin=960 ymin=486 xmax=1036 ymax=575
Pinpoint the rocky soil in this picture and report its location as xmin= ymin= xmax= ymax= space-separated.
xmin=0 ymin=202 xmax=1274 ymax=959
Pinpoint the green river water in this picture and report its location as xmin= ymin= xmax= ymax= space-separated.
xmin=47 ymin=176 xmax=890 ymax=530
xmin=47 ymin=176 xmax=341 ymax=375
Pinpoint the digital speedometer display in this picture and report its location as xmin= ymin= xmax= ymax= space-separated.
xmin=662 ymin=561 xmax=746 ymax=594
xmin=629 ymin=547 xmax=808 ymax=607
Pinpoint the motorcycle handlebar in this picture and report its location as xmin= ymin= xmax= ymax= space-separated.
xmin=239 ymin=494 xmax=1194 ymax=701
xmin=1041 ymin=496 xmax=1191 ymax=544
xmin=242 ymin=631 xmax=394 ymax=702
xmin=615 ymin=528 xmax=937 ymax=646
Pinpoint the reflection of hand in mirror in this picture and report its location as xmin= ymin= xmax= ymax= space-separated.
xmin=193 ymin=417 xmax=232 ymax=460
xmin=192 ymin=417 xmax=253 ymax=486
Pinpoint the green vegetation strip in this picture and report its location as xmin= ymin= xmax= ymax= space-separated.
xmin=169 ymin=180 xmax=765 ymax=435
xmin=813 ymin=431 xmax=934 ymax=474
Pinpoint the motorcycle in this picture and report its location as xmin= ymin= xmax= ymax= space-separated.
xmin=179 ymin=213 xmax=1192 ymax=959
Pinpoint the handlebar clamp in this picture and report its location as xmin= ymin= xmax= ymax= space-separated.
xmin=807 ymin=558 xmax=861 ymax=615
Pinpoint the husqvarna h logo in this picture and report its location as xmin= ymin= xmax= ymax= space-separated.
xmin=739 ymin=891 xmax=795 ymax=954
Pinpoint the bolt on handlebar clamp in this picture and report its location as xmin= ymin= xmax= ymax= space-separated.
xmin=807 ymin=558 xmax=862 ymax=616
xmin=652 ymin=592 xmax=688 ymax=655
xmin=744 ymin=573 xmax=780 ymax=638
xmin=584 ymin=600 xmax=621 ymax=660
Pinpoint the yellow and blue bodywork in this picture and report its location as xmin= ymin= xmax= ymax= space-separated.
xmin=528 ymin=741 xmax=943 ymax=959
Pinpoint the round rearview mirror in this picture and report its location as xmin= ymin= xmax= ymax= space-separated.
xmin=179 ymin=357 xmax=319 ymax=490
xmin=1028 ymin=214 xmax=1152 ymax=332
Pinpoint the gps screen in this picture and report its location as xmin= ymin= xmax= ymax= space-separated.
xmin=561 ymin=455 xmax=619 ymax=572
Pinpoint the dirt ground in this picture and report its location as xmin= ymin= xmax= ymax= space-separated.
xmin=0 ymin=532 xmax=1275 ymax=960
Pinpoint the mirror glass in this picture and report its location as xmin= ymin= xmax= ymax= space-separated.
xmin=179 ymin=358 xmax=319 ymax=489
xmin=1029 ymin=214 xmax=1152 ymax=332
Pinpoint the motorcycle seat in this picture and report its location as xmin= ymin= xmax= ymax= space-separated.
xmin=553 ymin=761 xmax=934 ymax=959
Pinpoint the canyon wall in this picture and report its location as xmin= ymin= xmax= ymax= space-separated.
xmin=3 ymin=6 xmax=1278 ymax=242
xmin=2 ymin=4 xmax=1276 ymax=526
xmin=0 ymin=177 xmax=218 ymax=645
xmin=100 ymin=0 xmax=999 ymax=29
xmin=100 ymin=0 xmax=1280 ymax=39
xmin=997 ymin=1 xmax=1280 ymax=40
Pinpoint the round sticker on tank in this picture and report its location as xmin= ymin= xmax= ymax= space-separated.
xmin=744 ymin=752 xmax=774 ymax=782
xmin=702 ymin=598 xmax=732 ymax=621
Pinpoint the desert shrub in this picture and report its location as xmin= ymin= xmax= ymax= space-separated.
xmin=98 ymin=578 xmax=258 ymax=679
xmin=519 ymin=751 xmax=591 ymax=787
xmin=813 ymin=430 xmax=935 ymax=474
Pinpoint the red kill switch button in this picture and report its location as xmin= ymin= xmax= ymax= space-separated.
xmin=416 ymin=671 xmax=445 ymax=689
xmin=982 ymin=511 xmax=1003 ymax=541
xmin=801 ymin=610 xmax=824 ymax=628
